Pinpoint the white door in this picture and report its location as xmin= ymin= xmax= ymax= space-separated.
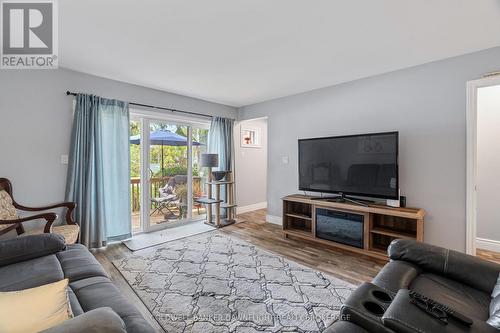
xmin=466 ymin=76 xmax=500 ymax=255
xmin=475 ymin=84 xmax=500 ymax=253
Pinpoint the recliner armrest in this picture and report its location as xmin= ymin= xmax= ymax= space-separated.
xmin=372 ymin=260 xmax=421 ymax=293
xmin=0 ymin=233 xmax=66 ymax=267
xmin=388 ymin=239 xmax=500 ymax=293
xmin=40 ymin=307 xmax=126 ymax=333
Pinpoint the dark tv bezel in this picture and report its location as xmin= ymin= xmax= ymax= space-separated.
xmin=298 ymin=131 xmax=399 ymax=200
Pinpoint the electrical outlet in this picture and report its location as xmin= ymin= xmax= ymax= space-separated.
xmin=281 ymin=156 xmax=289 ymax=165
xmin=61 ymin=155 xmax=69 ymax=165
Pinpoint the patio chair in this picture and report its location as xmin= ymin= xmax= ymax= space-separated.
xmin=150 ymin=175 xmax=187 ymax=219
xmin=0 ymin=178 xmax=80 ymax=244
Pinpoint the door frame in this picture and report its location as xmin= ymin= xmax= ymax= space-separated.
xmin=130 ymin=109 xmax=210 ymax=234
xmin=465 ymin=75 xmax=500 ymax=255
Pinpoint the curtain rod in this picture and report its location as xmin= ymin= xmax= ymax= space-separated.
xmin=66 ymin=91 xmax=213 ymax=119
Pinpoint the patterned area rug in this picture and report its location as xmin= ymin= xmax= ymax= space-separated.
xmin=113 ymin=232 xmax=356 ymax=333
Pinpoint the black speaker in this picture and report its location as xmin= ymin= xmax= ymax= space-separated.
xmin=400 ymin=196 xmax=407 ymax=208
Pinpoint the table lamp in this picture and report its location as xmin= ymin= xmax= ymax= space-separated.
xmin=200 ymin=154 xmax=219 ymax=182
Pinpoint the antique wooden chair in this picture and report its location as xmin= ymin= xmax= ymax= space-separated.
xmin=0 ymin=178 xmax=80 ymax=244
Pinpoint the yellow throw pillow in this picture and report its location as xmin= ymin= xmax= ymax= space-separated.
xmin=0 ymin=279 xmax=73 ymax=333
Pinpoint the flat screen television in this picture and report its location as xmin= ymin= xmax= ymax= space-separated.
xmin=298 ymin=131 xmax=399 ymax=200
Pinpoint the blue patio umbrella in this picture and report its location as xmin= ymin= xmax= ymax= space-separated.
xmin=130 ymin=130 xmax=202 ymax=175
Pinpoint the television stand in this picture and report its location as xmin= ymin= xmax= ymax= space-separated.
xmin=282 ymin=194 xmax=425 ymax=260
xmin=310 ymin=193 xmax=370 ymax=207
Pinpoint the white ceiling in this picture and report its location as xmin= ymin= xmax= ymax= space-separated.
xmin=60 ymin=1 xmax=500 ymax=107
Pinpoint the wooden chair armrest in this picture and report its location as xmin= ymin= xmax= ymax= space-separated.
xmin=0 ymin=213 xmax=57 ymax=233
xmin=14 ymin=202 xmax=76 ymax=225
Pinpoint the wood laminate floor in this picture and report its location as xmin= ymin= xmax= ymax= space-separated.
xmin=92 ymin=209 xmax=385 ymax=332
xmin=477 ymin=248 xmax=500 ymax=265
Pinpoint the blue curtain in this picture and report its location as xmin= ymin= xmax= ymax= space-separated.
xmin=208 ymin=117 xmax=234 ymax=171
xmin=208 ymin=117 xmax=235 ymax=216
xmin=65 ymin=94 xmax=131 ymax=248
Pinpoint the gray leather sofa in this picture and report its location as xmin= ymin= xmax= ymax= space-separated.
xmin=0 ymin=233 xmax=155 ymax=333
xmin=326 ymin=239 xmax=500 ymax=333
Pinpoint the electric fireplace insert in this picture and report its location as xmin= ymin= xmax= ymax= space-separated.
xmin=315 ymin=208 xmax=364 ymax=248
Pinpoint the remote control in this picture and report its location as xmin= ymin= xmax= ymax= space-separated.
xmin=409 ymin=290 xmax=473 ymax=326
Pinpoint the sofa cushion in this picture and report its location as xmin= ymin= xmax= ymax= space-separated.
xmin=0 ymin=279 xmax=73 ymax=333
xmin=70 ymin=276 xmax=155 ymax=333
xmin=0 ymin=234 xmax=66 ymax=267
xmin=67 ymin=287 xmax=84 ymax=317
xmin=0 ymin=242 xmax=106 ymax=291
xmin=40 ymin=307 xmax=126 ymax=333
xmin=409 ymin=273 xmax=490 ymax=321
xmin=56 ymin=244 xmax=108 ymax=282
xmin=0 ymin=254 xmax=63 ymax=291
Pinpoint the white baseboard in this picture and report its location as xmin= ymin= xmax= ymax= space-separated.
xmin=476 ymin=237 xmax=500 ymax=252
xmin=266 ymin=214 xmax=282 ymax=225
xmin=236 ymin=201 xmax=267 ymax=215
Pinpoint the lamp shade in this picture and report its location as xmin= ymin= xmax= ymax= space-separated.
xmin=200 ymin=153 xmax=219 ymax=168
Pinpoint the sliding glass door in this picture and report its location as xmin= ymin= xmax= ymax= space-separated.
xmin=192 ymin=127 xmax=209 ymax=220
xmin=130 ymin=113 xmax=210 ymax=233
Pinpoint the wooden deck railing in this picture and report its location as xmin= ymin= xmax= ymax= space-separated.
xmin=130 ymin=176 xmax=203 ymax=212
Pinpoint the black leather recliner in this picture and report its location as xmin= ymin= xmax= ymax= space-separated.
xmin=325 ymin=239 xmax=500 ymax=332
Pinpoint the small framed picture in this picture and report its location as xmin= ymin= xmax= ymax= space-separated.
xmin=241 ymin=127 xmax=261 ymax=148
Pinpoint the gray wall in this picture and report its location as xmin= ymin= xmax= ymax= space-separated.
xmin=0 ymin=69 xmax=236 ymax=235
xmin=234 ymin=118 xmax=268 ymax=208
xmin=477 ymin=84 xmax=500 ymax=241
xmin=239 ymin=46 xmax=500 ymax=251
